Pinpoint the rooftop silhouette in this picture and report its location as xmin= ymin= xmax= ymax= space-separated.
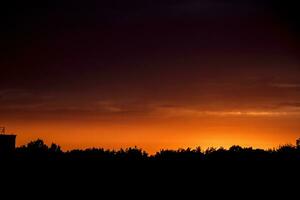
xmin=0 ymin=127 xmax=16 ymax=155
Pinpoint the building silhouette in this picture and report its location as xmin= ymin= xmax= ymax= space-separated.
xmin=0 ymin=127 xmax=16 ymax=154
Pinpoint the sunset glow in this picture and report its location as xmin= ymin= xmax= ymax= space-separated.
xmin=2 ymin=1 xmax=300 ymax=154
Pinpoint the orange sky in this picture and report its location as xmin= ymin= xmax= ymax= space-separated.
xmin=2 ymin=1 xmax=300 ymax=154
xmin=4 ymin=110 xmax=300 ymax=154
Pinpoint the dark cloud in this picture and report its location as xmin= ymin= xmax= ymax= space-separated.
xmin=270 ymin=83 xmax=300 ymax=89
xmin=277 ymin=102 xmax=300 ymax=109
xmin=1 ymin=0 xmax=300 ymax=121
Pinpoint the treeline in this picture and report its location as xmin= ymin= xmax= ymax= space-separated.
xmin=2 ymin=139 xmax=300 ymax=162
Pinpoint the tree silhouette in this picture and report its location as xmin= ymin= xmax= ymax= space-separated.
xmin=229 ymin=145 xmax=243 ymax=152
xmin=49 ymin=143 xmax=62 ymax=153
xmin=1 ymin=138 xmax=298 ymax=162
xmin=296 ymin=138 xmax=300 ymax=149
xmin=22 ymin=139 xmax=48 ymax=153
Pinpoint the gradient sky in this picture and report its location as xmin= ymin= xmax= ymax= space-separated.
xmin=2 ymin=1 xmax=300 ymax=153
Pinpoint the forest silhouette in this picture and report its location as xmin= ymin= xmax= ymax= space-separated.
xmin=1 ymin=138 xmax=300 ymax=194
xmin=2 ymin=138 xmax=300 ymax=163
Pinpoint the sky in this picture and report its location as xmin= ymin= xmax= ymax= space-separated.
xmin=1 ymin=1 xmax=300 ymax=153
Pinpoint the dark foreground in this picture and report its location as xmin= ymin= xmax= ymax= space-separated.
xmin=1 ymin=140 xmax=300 ymax=197
xmin=1 ymin=159 xmax=298 ymax=198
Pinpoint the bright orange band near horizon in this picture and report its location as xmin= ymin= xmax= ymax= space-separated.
xmin=3 ymin=109 xmax=300 ymax=154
